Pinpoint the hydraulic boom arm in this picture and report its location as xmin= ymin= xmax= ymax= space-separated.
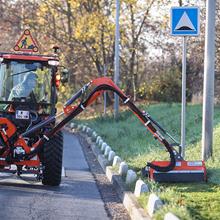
xmin=22 ymin=77 xmax=180 ymax=172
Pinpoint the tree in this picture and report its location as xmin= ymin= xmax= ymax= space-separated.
xmin=34 ymin=0 xmax=115 ymax=79
xmin=1 ymin=0 xmax=219 ymax=105
xmin=119 ymin=0 xmax=155 ymax=100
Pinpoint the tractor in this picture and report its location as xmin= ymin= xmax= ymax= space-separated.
xmin=0 ymin=30 xmax=68 ymax=186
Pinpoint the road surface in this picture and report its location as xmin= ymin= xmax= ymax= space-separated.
xmin=0 ymin=131 xmax=110 ymax=220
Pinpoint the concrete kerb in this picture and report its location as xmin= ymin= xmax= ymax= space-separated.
xmin=108 ymin=150 xmax=116 ymax=164
xmin=125 ymin=169 xmax=137 ymax=185
xmin=96 ymin=136 xmax=101 ymax=145
xmin=147 ymin=193 xmax=163 ymax=217
xmin=72 ymin=124 xmax=180 ymax=220
xmin=104 ymin=145 xmax=111 ymax=157
xmin=86 ymin=127 xmax=93 ymax=136
xmin=119 ymin=161 xmax=128 ymax=176
xmin=134 ymin=179 xmax=149 ymax=197
xmin=98 ymin=139 xmax=104 ymax=148
xmin=101 ymin=142 xmax=107 ymax=152
xmin=92 ymin=131 xmax=97 ymax=137
xmin=113 ymin=155 xmax=122 ymax=167
xmin=91 ymin=131 xmax=97 ymax=141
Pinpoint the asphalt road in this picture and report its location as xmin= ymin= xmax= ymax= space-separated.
xmin=0 ymin=131 xmax=109 ymax=220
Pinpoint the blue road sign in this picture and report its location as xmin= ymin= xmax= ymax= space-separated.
xmin=171 ymin=7 xmax=200 ymax=36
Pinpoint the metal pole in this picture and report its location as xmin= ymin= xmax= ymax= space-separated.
xmin=202 ymin=0 xmax=216 ymax=160
xmin=104 ymin=65 xmax=107 ymax=116
xmin=114 ymin=0 xmax=120 ymax=119
xmin=181 ymin=36 xmax=187 ymax=158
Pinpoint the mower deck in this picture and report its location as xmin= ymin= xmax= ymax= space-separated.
xmin=147 ymin=160 xmax=207 ymax=182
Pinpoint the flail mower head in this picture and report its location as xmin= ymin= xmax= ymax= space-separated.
xmin=142 ymin=160 xmax=207 ymax=183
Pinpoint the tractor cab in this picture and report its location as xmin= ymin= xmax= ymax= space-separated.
xmin=0 ymin=29 xmax=68 ymax=134
xmin=0 ymin=53 xmax=59 ymax=114
xmin=0 ymin=30 xmax=67 ymax=186
xmin=0 ymin=29 xmax=69 ymax=117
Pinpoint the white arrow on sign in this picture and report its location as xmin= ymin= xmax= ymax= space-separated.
xmin=175 ymin=12 xmax=196 ymax=31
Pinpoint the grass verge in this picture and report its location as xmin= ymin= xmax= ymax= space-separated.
xmin=75 ymin=103 xmax=220 ymax=220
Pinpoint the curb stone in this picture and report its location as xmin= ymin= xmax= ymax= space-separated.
xmin=104 ymin=145 xmax=111 ymax=157
xmin=96 ymin=136 xmax=101 ymax=144
xmin=134 ymin=179 xmax=149 ymax=197
xmin=98 ymin=139 xmax=104 ymax=147
xmin=108 ymin=150 xmax=116 ymax=163
xmin=125 ymin=169 xmax=137 ymax=185
xmin=71 ymin=125 xmax=180 ymax=220
xmin=113 ymin=155 xmax=122 ymax=166
xmin=119 ymin=161 xmax=128 ymax=176
xmin=101 ymin=142 xmax=108 ymax=152
xmin=147 ymin=193 xmax=163 ymax=217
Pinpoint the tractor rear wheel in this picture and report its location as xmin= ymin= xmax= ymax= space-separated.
xmin=42 ymin=131 xmax=63 ymax=186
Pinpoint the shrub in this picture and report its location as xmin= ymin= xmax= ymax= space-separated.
xmin=138 ymin=67 xmax=182 ymax=102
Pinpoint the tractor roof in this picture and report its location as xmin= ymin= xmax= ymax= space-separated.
xmin=0 ymin=52 xmax=58 ymax=62
xmin=0 ymin=30 xmax=59 ymax=63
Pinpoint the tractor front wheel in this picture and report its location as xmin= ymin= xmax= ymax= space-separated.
xmin=42 ymin=131 xmax=63 ymax=186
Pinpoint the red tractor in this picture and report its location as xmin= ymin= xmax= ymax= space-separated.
xmin=0 ymin=30 xmax=206 ymax=186
xmin=0 ymin=30 xmax=69 ymax=185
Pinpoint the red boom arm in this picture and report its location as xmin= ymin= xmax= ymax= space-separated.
xmin=21 ymin=77 xmax=178 ymax=172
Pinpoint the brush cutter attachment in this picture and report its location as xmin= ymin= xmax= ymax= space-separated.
xmin=146 ymin=160 xmax=207 ymax=182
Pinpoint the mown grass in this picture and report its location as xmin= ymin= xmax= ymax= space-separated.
xmin=75 ymin=103 xmax=220 ymax=220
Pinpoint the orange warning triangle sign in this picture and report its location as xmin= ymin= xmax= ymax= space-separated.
xmin=13 ymin=29 xmax=39 ymax=53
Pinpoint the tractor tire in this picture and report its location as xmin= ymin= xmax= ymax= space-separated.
xmin=42 ymin=131 xmax=63 ymax=186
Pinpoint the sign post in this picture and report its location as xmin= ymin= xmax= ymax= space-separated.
xmin=171 ymin=7 xmax=200 ymax=158
xmin=114 ymin=0 xmax=120 ymax=120
xmin=181 ymin=36 xmax=187 ymax=158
